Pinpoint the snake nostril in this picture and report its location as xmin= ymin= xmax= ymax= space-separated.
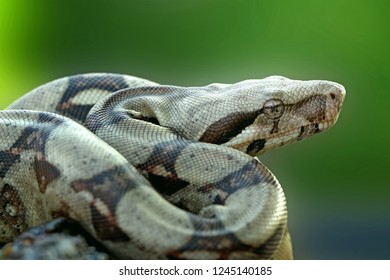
xmin=330 ymin=93 xmax=336 ymax=100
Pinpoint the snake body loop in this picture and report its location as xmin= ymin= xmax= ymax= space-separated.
xmin=0 ymin=73 xmax=345 ymax=259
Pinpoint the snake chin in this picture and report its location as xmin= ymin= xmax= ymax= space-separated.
xmin=225 ymin=116 xmax=339 ymax=157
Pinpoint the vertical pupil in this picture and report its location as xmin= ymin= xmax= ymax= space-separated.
xmin=269 ymin=104 xmax=278 ymax=114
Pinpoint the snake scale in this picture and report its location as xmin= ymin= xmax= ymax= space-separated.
xmin=0 ymin=73 xmax=345 ymax=259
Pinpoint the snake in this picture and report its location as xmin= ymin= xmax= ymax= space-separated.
xmin=0 ymin=73 xmax=345 ymax=259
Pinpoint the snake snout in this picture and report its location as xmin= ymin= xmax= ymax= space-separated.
xmin=327 ymin=82 xmax=346 ymax=110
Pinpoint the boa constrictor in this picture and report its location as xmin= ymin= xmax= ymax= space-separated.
xmin=0 ymin=73 xmax=345 ymax=259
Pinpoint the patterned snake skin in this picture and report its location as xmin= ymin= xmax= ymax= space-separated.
xmin=0 ymin=73 xmax=345 ymax=259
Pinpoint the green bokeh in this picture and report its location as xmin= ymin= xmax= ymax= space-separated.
xmin=0 ymin=0 xmax=389 ymax=259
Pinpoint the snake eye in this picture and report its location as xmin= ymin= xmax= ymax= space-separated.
xmin=263 ymin=99 xmax=285 ymax=120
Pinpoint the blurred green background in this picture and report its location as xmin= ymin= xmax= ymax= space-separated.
xmin=0 ymin=0 xmax=389 ymax=259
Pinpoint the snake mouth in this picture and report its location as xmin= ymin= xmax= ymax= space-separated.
xmin=224 ymin=113 xmax=340 ymax=157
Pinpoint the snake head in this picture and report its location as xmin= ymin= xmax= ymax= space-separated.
xmin=201 ymin=76 xmax=346 ymax=156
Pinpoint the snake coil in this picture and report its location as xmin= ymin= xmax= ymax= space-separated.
xmin=0 ymin=73 xmax=345 ymax=259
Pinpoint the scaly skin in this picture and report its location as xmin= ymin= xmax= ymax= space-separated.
xmin=0 ymin=74 xmax=345 ymax=259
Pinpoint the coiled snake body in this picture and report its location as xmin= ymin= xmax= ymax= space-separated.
xmin=0 ymin=73 xmax=345 ymax=259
